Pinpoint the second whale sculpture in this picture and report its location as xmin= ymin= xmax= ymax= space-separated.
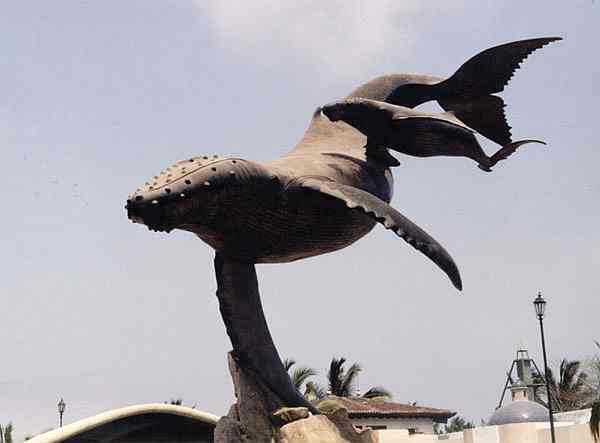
xmin=126 ymin=37 xmax=560 ymax=413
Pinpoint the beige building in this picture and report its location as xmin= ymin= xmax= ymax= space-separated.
xmin=323 ymin=396 xmax=455 ymax=434
xmin=25 ymin=401 xmax=596 ymax=443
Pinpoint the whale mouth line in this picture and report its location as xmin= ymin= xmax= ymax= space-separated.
xmin=146 ymin=224 xmax=174 ymax=233
xmin=126 ymin=199 xmax=182 ymax=233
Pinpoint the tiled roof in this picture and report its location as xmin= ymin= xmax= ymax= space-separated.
xmin=321 ymin=396 xmax=455 ymax=421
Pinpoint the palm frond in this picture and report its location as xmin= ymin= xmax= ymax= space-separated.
xmin=363 ymin=386 xmax=392 ymax=399
xmin=305 ymin=381 xmax=327 ymax=401
xmin=559 ymin=360 xmax=581 ymax=391
xmin=165 ymin=399 xmax=183 ymax=405
xmin=291 ymin=366 xmax=317 ymax=390
xmin=585 ymin=352 xmax=600 ymax=399
xmin=1 ymin=423 xmax=13 ymax=443
xmin=340 ymin=362 xmax=362 ymax=397
xmin=591 ymin=400 xmax=600 ymax=443
xmin=283 ymin=358 xmax=296 ymax=372
xmin=328 ymin=357 xmax=346 ymax=396
xmin=445 ymin=416 xmax=474 ymax=433
xmin=542 ymin=358 xmax=596 ymax=411
xmin=534 ymin=366 xmax=562 ymax=410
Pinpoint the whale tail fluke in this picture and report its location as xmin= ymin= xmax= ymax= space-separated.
xmin=434 ymin=37 xmax=561 ymax=146
xmin=439 ymin=94 xmax=511 ymax=147
xmin=437 ymin=38 xmax=562 ymax=99
xmin=346 ymin=37 xmax=561 ymax=148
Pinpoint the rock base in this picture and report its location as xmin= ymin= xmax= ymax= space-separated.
xmin=214 ymin=353 xmax=377 ymax=443
xmin=276 ymin=408 xmax=375 ymax=443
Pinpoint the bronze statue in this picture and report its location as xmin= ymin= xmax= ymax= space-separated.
xmin=125 ymin=37 xmax=560 ymax=414
xmin=321 ymin=98 xmax=544 ymax=171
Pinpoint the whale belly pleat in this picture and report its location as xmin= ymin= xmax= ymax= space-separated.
xmin=193 ymin=183 xmax=376 ymax=263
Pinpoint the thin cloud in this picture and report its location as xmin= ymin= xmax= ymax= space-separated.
xmin=194 ymin=1 xmax=464 ymax=75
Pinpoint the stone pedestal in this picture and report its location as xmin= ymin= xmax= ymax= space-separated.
xmin=276 ymin=408 xmax=375 ymax=443
xmin=215 ymin=353 xmax=377 ymax=443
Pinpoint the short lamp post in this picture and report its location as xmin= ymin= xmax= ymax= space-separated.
xmin=533 ymin=292 xmax=556 ymax=443
xmin=57 ymin=398 xmax=66 ymax=428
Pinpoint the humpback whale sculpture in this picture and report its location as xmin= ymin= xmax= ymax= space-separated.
xmin=125 ymin=37 xmax=560 ymax=414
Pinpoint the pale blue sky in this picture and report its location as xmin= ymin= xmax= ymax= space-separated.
xmin=1 ymin=1 xmax=599 ymax=440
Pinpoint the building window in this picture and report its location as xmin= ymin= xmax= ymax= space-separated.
xmin=369 ymin=425 xmax=387 ymax=430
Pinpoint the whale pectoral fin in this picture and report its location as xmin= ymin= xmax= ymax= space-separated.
xmin=390 ymin=115 xmax=485 ymax=159
xmin=488 ymin=139 xmax=546 ymax=166
xmin=299 ymin=178 xmax=462 ymax=291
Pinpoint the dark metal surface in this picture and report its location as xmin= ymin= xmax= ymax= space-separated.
xmin=125 ymin=37 xmax=558 ymax=411
xmin=214 ymin=254 xmax=319 ymax=414
xmin=349 ymin=37 xmax=562 ymax=146
xmin=538 ymin=314 xmax=557 ymax=442
xmin=321 ymin=97 xmax=545 ymax=172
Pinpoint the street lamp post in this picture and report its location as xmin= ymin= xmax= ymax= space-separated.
xmin=533 ymin=292 xmax=556 ymax=443
xmin=57 ymin=398 xmax=66 ymax=428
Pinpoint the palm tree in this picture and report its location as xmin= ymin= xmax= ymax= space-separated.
xmin=586 ymin=341 xmax=600 ymax=395
xmin=533 ymin=359 xmax=593 ymax=412
xmin=0 ymin=423 xmax=13 ymax=443
xmin=362 ymin=386 xmax=393 ymax=399
xmin=327 ymin=357 xmax=360 ymax=397
xmin=326 ymin=357 xmax=391 ymax=399
xmin=591 ymin=400 xmax=599 ymax=443
xmin=446 ymin=416 xmax=474 ymax=432
xmin=163 ymin=399 xmax=196 ymax=408
xmin=589 ymin=341 xmax=600 ymax=442
xmin=164 ymin=399 xmax=183 ymax=405
xmin=283 ymin=358 xmax=331 ymax=400
xmin=304 ymin=381 xmax=327 ymax=401
xmin=434 ymin=416 xmax=474 ymax=434
xmin=284 ymin=357 xmax=391 ymax=401
xmin=283 ymin=358 xmax=317 ymax=391
xmin=283 ymin=358 xmax=323 ymax=400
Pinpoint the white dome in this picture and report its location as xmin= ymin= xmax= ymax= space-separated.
xmin=488 ymin=400 xmax=550 ymax=426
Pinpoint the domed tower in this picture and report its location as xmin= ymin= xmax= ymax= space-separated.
xmin=488 ymin=378 xmax=550 ymax=426
xmin=489 ymin=349 xmax=551 ymax=426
